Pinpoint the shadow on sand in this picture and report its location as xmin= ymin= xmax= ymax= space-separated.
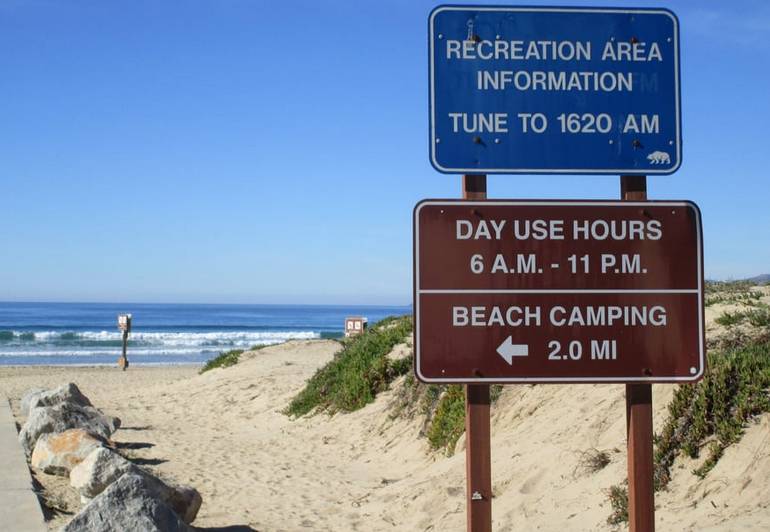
xmin=114 ymin=441 xmax=154 ymax=450
xmin=194 ymin=526 xmax=259 ymax=532
xmin=129 ymin=457 xmax=168 ymax=466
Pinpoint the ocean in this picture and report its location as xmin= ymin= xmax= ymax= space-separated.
xmin=0 ymin=302 xmax=410 ymax=366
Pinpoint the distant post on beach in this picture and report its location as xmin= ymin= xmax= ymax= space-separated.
xmin=117 ymin=313 xmax=132 ymax=371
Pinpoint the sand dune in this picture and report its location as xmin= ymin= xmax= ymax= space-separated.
xmin=2 ymin=291 xmax=769 ymax=530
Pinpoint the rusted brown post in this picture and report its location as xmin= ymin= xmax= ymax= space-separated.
xmin=622 ymin=175 xmax=654 ymax=532
xmin=119 ymin=331 xmax=128 ymax=371
xmin=462 ymin=174 xmax=492 ymax=532
xmin=117 ymin=314 xmax=131 ymax=371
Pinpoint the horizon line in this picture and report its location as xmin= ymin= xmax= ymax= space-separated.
xmin=0 ymin=299 xmax=413 ymax=308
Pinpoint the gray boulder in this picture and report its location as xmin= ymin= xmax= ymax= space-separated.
xmin=61 ymin=473 xmax=193 ymax=532
xmin=22 ymin=383 xmax=93 ymax=416
xmin=69 ymin=448 xmax=202 ymax=523
xmin=19 ymin=403 xmax=120 ymax=456
xmin=164 ymin=483 xmax=203 ymax=525
xmin=20 ymin=387 xmax=47 ymax=416
xmin=70 ymin=447 xmax=137 ymax=501
xmin=30 ymin=429 xmax=105 ymax=476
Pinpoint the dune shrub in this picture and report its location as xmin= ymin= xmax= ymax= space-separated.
xmin=608 ymin=339 xmax=770 ymax=523
xmin=426 ymin=385 xmax=466 ymax=454
xmin=285 ymin=315 xmax=412 ymax=416
xmin=200 ymin=349 xmax=244 ymax=374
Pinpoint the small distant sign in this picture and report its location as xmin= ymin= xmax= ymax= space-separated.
xmin=117 ymin=314 xmax=132 ymax=333
xmin=345 ymin=316 xmax=368 ymax=338
xmin=429 ymin=6 xmax=681 ymax=174
xmin=413 ymin=200 xmax=704 ymax=383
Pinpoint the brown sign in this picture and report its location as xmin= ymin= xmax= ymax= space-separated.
xmin=414 ymin=200 xmax=705 ymax=383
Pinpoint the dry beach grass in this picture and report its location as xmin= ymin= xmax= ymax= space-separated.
xmin=1 ymin=285 xmax=769 ymax=530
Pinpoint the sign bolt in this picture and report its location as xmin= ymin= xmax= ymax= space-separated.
xmin=494 ymin=138 xmax=500 ymax=144
xmin=473 ymin=136 xmax=482 ymax=144
xmin=632 ymin=139 xmax=642 ymax=149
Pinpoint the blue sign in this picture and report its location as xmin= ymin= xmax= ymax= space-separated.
xmin=429 ymin=6 xmax=681 ymax=175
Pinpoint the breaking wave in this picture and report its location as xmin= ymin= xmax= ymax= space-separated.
xmin=0 ymin=329 xmax=318 ymax=346
xmin=0 ymin=330 xmax=320 ymax=362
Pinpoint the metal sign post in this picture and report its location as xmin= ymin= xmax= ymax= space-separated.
xmin=462 ymin=175 xmax=492 ymax=532
xmin=419 ymin=5 xmax=693 ymax=531
xmin=621 ymin=175 xmax=655 ymax=531
xmin=414 ymin=191 xmax=704 ymax=530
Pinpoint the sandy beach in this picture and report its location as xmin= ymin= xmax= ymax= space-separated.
xmin=2 ymin=290 xmax=770 ymax=530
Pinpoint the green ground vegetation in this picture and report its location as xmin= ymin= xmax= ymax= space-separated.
xmin=707 ymin=282 xmax=769 ymax=352
xmin=425 ymin=385 xmax=466 ymax=453
xmin=285 ymin=315 xmax=413 ymax=417
xmin=655 ymin=340 xmax=770 ymax=483
xmin=715 ymin=307 xmax=770 ymax=328
xmin=200 ymin=349 xmax=245 ymax=373
xmin=390 ymin=373 xmax=504 ymax=455
xmin=606 ymin=483 xmax=629 ymax=525
xmin=705 ymin=280 xmax=764 ymax=307
xmin=199 ymin=343 xmax=274 ymax=374
xmin=607 ymin=338 xmax=770 ymax=524
xmin=425 ymin=383 xmax=504 ymax=455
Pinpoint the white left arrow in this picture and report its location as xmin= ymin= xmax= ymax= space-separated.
xmin=496 ymin=336 xmax=529 ymax=365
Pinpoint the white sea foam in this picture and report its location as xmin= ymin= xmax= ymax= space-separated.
xmin=0 ymin=330 xmax=323 ymax=363
xmin=0 ymin=348 xmax=213 ymax=357
xmin=3 ymin=330 xmax=320 ymax=346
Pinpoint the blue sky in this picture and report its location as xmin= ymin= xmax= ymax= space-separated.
xmin=1 ymin=0 xmax=769 ymax=305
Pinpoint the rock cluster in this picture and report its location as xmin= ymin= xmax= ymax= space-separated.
xmin=18 ymin=383 xmax=202 ymax=531
xmin=63 ymin=473 xmax=195 ymax=532
xmin=21 ymin=383 xmax=94 ymax=416
xmin=70 ymin=447 xmax=136 ymax=501
xmin=20 ymin=402 xmax=119 ymax=456
xmin=31 ymin=429 xmax=104 ymax=476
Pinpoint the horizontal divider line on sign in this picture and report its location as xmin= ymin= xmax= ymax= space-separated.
xmin=418 ymin=289 xmax=700 ymax=294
